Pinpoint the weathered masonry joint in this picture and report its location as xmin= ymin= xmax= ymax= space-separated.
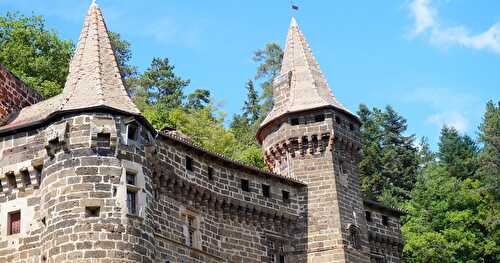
xmin=0 ymin=2 xmax=404 ymax=263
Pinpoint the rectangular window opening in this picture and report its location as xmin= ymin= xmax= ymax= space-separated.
xmin=262 ymin=184 xmax=271 ymax=198
xmin=382 ymin=215 xmax=389 ymax=226
xmin=7 ymin=172 xmax=17 ymax=189
xmin=241 ymin=179 xmax=250 ymax=192
xmin=127 ymin=124 xmax=138 ymax=141
xmin=282 ymin=190 xmax=290 ymax=202
xmin=126 ymin=171 xmax=136 ymax=185
xmin=207 ymin=167 xmax=214 ymax=180
xmin=85 ymin=206 xmax=100 ymax=218
xmin=21 ymin=170 xmax=31 ymax=187
xmin=290 ymin=118 xmax=299 ymax=126
xmin=185 ymin=156 xmax=193 ymax=171
xmin=8 ymin=211 xmax=21 ymax=235
xmin=365 ymin=211 xmax=372 ymax=222
xmin=127 ymin=190 xmax=137 ymax=215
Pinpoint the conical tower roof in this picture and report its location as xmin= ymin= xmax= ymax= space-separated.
xmin=59 ymin=1 xmax=140 ymax=114
xmin=0 ymin=2 xmax=142 ymax=133
xmin=257 ymin=17 xmax=358 ymax=141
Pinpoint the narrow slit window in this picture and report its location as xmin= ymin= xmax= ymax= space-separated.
xmin=262 ymin=184 xmax=271 ymax=198
xmin=365 ymin=211 xmax=372 ymax=222
xmin=241 ymin=179 xmax=250 ymax=192
xmin=185 ymin=156 xmax=193 ymax=171
xmin=127 ymin=190 xmax=137 ymax=215
xmin=207 ymin=167 xmax=214 ymax=180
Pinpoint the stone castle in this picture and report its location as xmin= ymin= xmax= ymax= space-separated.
xmin=0 ymin=2 xmax=404 ymax=263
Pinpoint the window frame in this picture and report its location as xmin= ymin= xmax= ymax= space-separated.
xmin=8 ymin=210 xmax=21 ymax=235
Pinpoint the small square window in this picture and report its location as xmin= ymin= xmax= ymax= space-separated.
xmin=8 ymin=211 xmax=21 ymax=235
xmin=262 ymin=184 xmax=271 ymax=198
xmin=186 ymin=156 xmax=193 ymax=171
xmin=96 ymin=133 xmax=111 ymax=148
xmin=207 ymin=167 xmax=214 ymax=180
xmin=126 ymin=171 xmax=136 ymax=185
xmin=291 ymin=118 xmax=299 ymax=126
xmin=314 ymin=114 xmax=325 ymax=122
xmin=282 ymin=190 xmax=290 ymax=202
xmin=127 ymin=190 xmax=137 ymax=215
xmin=127 ymin=124 xmax=138 ymax=141
xmin=241 ymin=179 xmax=250 ymax=192
xmin=382 ymin=215 xmax=389 ymax=226
xmin=365 ymin=211 xmax=372 ymax=222
xmin=85 ymin=206 xmax=100 ymax=218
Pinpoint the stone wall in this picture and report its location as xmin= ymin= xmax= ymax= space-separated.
xmin=363 ymin=201 xmax=404 ymax=263
xmin=0 ymin=111 xmax=306 ymax=263
xmin=260 ymin=108 xmax=371 ymax=263
xmin=151 ymin=134 xmax=304 ymax=262
xmin=0 ymin=64 xmax=44 ymax=125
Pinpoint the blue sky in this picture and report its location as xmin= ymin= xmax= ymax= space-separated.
xmin=1 ymin=0 xmax=499 ymax=148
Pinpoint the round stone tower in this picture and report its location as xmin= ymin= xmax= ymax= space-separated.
xmin=256 ymin=18 xmax=370 ymax=263
xmin=32 ymin=2 xmax=156 ymax=262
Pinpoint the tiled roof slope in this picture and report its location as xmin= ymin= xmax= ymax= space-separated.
xmin=0 ymin=2 xmax=140 ymax=133
xmin=258 ymin=18 xmax=358 ymax=137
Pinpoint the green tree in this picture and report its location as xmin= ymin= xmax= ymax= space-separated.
xmin=186 ymin=89 xmax=210 ymax=110
xmin=253 ymin=42 xmax=283 ymax=119
xmin=139 ymin=57 xmax=190 ymax=109
xmin=438 ymin=126 xmax=478 ymax=179
xmin=403 ymin=104 xmax=499 ymax=262
xmin=0 ymin=12 xmax=73 ymax=97
xmin=358 ymin=104 xmax=419 ymax=205
xmin=109 ymin=31 xmax=138 ymax=89
xmin=242 ymin=80 xmax=261 ymax=123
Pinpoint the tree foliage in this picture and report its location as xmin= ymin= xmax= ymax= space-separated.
xmin=0 ymin=12 xmax=73 ymax=97
xmin=253 ymin=42 xmax=283 ymax=119
xmin=358 ymin=104 xmax=419 ymax=206
xmin=403 ymin=101 xmax=499 ymax=262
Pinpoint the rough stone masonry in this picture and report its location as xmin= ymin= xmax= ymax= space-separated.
xmin=0 ymin=2 xmax=404 ymax=263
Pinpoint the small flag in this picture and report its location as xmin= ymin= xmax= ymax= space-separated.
xmin=292 ymin=4 xmax=299 ymax=10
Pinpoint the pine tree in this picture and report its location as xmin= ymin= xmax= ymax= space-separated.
xmin=358 ymin=105 xmax=419 ymax=205
xmin=438 ymin=126 xmax=478 ymax=179
xmin=242 ymin=80 xmax=261 ymax=124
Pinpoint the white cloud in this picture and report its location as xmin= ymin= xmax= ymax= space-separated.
xmin=427 ymin=111 xmax=468 ymax=132
xmin=410 ymin=0 xmax=436 ymax=35
xmin=409 ymin=0 xmax=500 ymax=53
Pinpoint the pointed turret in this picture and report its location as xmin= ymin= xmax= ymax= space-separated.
xmin=0 ymin=1 xmax=142 ymax=133
xmin=59 ymin=1 xmax=140 ymax=114
xmin=257 ymin=17 xmax=357 ymax=142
